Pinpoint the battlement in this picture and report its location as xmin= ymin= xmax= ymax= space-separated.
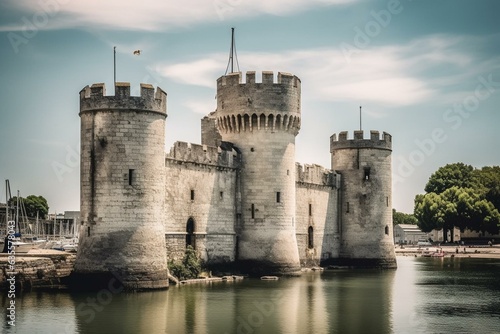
xmin=79 ymin=82 xmax=167 ymax=116
xmin=217 ymin=71 xmax=301 ymax=88
xmin=215 ymin=71 xmax=301 ymax=135
xmin=330 ymin=130 xmax=392 ymax=152
xmin=166 ymin=141 xmax=240 ymax=169
xmin=296 ymin=163 xmax=337 ymax=187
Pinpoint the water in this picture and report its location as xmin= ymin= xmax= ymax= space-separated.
xmin=2 ymin=257 xmax=500 ymax=334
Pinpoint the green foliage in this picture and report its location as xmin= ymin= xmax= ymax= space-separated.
xmin=392 ymin=209 xmax=417 ymax=225
xmin=476 ymin=166 xmax=500 ymax=211
xmin=8 ymin=195 xmax=49 ymax=219
xmin=414 ymin=163 xmax=500 ymax=237
xmin=424 ymin=163 xmax=478 ymax=194
xmin=168 ymin=246 xmax=202 ymax=280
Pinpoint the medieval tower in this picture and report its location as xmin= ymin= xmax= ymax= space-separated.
xmin=330 ymin=130 xmax=397 ymax=268
xmin=214 ymin=71 xmax=302 ymax=274
xmin=73 ymin=82 xmax=170 ymax=289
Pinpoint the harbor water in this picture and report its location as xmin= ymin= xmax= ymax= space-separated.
xmin=2 ymin=256 xmax=500 ymax=334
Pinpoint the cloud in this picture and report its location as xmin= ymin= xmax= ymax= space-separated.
xmin=1 ymin=0 xmax=358 ymax=32
xmin=184 ymin=100 xmax=217 ymax=115
xmin=154 ymin=34 xmax=500 ymax=107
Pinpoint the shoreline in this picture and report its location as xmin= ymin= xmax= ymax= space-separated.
xmin=395 ymin=244 xmax=500 ymax=259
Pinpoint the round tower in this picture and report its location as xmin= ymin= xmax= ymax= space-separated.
xmin=330 ymin=130 xmax=397 ymax=268
xmin=73 ymin=82 xmax=169 ymax=289
xmin=215 ymin=71 xmax=301 ymax=275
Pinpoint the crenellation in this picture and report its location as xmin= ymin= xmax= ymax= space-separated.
xmin=330 ymin=130 xmax=392 ymax=152
xmin=262 ymin=71 xmax=274 ymax=83
xmin=90 ymin=83 xmax=105 ymax=97
xmin=370 ymin=130 xmax=380 ymax=141
xmin=246 ymin=71 xmax=256 ymax=83
xmin=115 ymin=82 xmax=130 ymax=98
xmin=80 ymin=83 xmax=167 ymax=116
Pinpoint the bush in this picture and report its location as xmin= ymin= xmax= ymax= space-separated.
xmin=168 ymin=246 xmax=202 ymax=280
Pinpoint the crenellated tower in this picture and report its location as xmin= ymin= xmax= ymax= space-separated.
xmin=330 ymin=130 xmax=397 ymax=268
xmin=73 ymin=82 xmax=169 ymax=289
xmin=215 ymin=71 xmax=301 ymax=274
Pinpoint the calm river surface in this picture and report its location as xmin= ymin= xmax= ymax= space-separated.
xmin=2 ymin=256 xmax=500 ymax=334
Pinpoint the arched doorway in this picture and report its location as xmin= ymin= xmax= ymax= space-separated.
xmin=186 ymin=218 xmax=195 ymax=249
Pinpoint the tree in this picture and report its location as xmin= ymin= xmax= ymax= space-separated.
xmin=414 ymin=163 xmax=500 ymax=241
xmin=476 ymin=166 xmax=500 ymax=211
xmin=8 ymin=195 xmax=49 ymax=219
xmin=424 ymin=163 xmax=478 ymax=194
xmin=392 ymin=209 xmax=418 ymax=225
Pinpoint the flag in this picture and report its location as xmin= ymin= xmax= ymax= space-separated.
xmin=133 ymin=50 xmax=141 ymax=55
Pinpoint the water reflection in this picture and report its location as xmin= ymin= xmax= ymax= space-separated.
xmin=3 ymin=258 xmax=499 ymax=333
xmin=1 ymin=291 xmax=77 ymax=334
xmin=72 ymin=290 xmax=169 ymax=333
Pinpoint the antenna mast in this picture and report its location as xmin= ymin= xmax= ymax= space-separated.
xmin=113 ymin=46 xmax=116 ymax=87
xmin=359 ymin=106 xmax=362 ymax=131
xmin=225 ymin=28 xmax=240 ymax=75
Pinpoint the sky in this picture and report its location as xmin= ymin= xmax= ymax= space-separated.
xmin=0 ymin=0 xmax=499 ymax=214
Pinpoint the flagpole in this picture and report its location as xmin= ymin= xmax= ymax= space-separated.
xmin=359 ymin=106 xmax=362 ymax=131
xmin=113 ymin=46 xmax=116 ymax=88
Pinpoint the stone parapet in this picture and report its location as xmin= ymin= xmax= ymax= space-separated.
xmin=80 ymin=82 xmax=167 ymax=116
xmin=330 ymin=130 xmax=392 ymax=152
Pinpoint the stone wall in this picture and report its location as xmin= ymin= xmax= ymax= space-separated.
xmin=0 ymin=253 xmax=75 ymax=290
xmin=164 ymin=141 xmax=239 ymax=264
xmin=295 ymin=164 xmax=340 ymax=266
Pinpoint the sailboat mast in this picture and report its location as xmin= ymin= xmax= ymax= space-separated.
xmin=16 ymin=190 xmax=19 ymax=233
xmin=4 ymin=180 xmax=8 ymax=225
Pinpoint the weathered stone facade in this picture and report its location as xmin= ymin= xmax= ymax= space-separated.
xmin=76 ymin=71 xmax=396 ymax=288
xmin=74 ymin=82 xmax=169 ymax=290
xmin=165 ymin=71 xmax=396 ymax=270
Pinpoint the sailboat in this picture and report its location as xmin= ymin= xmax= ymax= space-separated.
xmin=4 ymin=181 xmax=47 ymax=253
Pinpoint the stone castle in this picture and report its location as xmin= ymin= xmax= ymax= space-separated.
xmin=73 ymin=71 xmax=396 ymax=290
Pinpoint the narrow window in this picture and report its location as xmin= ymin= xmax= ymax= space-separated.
xmin=309 ymin=204 xmax=312 ymax=216
xmin=386 ymin=196 xmax=389 ymax=207
xmin=276 ymin=192 xmax=281 ymax=203
xmin=287 ymin=169 xmax=290 ymax=176
xmin=190 ymin=189 xmax=195 ymax=201
xmin=308 ymin=226 xmax=314 ymax=249
xmin=128 ymin=169 xmax=134 ymax=185
xmin=346 ymin=202 xmax=350 ymax=213
xmin=186 ymin=218 xmax=195 ymax=249
xmin=364 ymin=167 xmax=370 ymax=181
xmin=220 ymin=191 xmax=224 ymax=200
xmin=251 ymin=204 xmax=255 ymax=219
xmin=385 ymin=225 xmax=389 ymax=235
xmin=87 ymin=226 xmax=90 ymax=237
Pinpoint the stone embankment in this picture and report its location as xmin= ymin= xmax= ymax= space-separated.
xmin=395 ymin=245 xmax=500 ymax=259
xmin=0 ymin=249 xmax=75 ymax=290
